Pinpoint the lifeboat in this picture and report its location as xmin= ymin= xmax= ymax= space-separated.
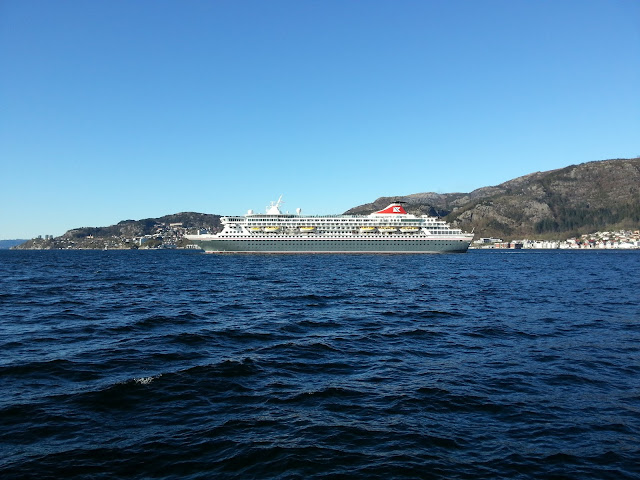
xmin=248 ymin=227 xmax=262 ymax=232
xmin=300 ymin=226 xmax=316 ymax=232
xmin=359 ymin=226 xmax=376 ymax=233
xmin=400 ymin=227 xmax=419 ymax=233
xmin=379 ymin=226 xmax=397 ymax=232
xmin=264 ymin=226 xmax=280 ymax=232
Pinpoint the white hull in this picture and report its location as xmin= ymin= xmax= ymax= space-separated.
xmin=186 ymin=235 xmax=473 ymax=253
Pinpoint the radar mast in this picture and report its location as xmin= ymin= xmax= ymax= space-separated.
xmin=266 ymin=195 xmax=284 ymax=215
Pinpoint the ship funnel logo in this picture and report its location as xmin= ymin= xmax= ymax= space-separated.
xmin=375 ymin=204 xmax=407 ymax=214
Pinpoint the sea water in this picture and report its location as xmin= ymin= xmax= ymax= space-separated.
xmin=0 ymin=250 xmax=638 ymax=479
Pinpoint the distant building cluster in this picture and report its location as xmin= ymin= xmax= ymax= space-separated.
xmin=137 ymin=222 xmax=186 ymax=248
xmin=127 ymin=222 xmax=204 ymax=249
xmin=474 ymin=230 xmax=640 ymax=250
xmin=25 ymin=222 xmax=206 ymax=250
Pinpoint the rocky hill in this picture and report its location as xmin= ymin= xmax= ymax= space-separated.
xmin=61 ymin=212 xmax=221 ymax=239
xmin=14 ymin=212 xmax=220 ymax=250
xmin=346 ymin=157 xmax=640 ymax=239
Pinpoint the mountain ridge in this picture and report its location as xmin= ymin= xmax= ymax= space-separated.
xmin=345 ymin=157 xmax=640 ymax=238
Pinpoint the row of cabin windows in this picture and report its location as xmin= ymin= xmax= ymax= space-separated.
xmin=239 ymin=222 xmax=441 ymax=227
xmin=227 ymin=229 xmax=457 ymax=235
xmin=237 ymin=218 xmax=430 ymax=223
xmin=228 ymin=241 xmax=456 ymax=244
xmin=221 ymin=235 xmax=460 ymax=239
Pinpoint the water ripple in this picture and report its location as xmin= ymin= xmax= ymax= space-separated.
xmin=0 ymin=250 xmax=639 ymax=479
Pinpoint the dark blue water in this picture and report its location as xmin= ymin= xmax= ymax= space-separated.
xmin=1 ymin=250 xmax=639 ymax=479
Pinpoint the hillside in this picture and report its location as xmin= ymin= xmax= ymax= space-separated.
xmin=14 ymin=213 xmax=220 ymax=250
xmin=346 ymin=157 xmax=640 ymax=239
xmin=61 ymin=212 xmax=221 ymax=239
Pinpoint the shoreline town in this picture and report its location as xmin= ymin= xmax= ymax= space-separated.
xmin=473 ymin=230 xmax=640 ymax=250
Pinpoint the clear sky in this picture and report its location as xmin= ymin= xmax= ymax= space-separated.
xmin=1 ymin=0 xmax=639 ymax=239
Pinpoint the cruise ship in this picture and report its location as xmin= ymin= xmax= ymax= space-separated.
xmin=185 ymin=197 xmax=474 ymax=253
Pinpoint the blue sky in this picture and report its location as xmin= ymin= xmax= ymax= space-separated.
xmin=1 ymin=0 xmax=639 ymax=239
